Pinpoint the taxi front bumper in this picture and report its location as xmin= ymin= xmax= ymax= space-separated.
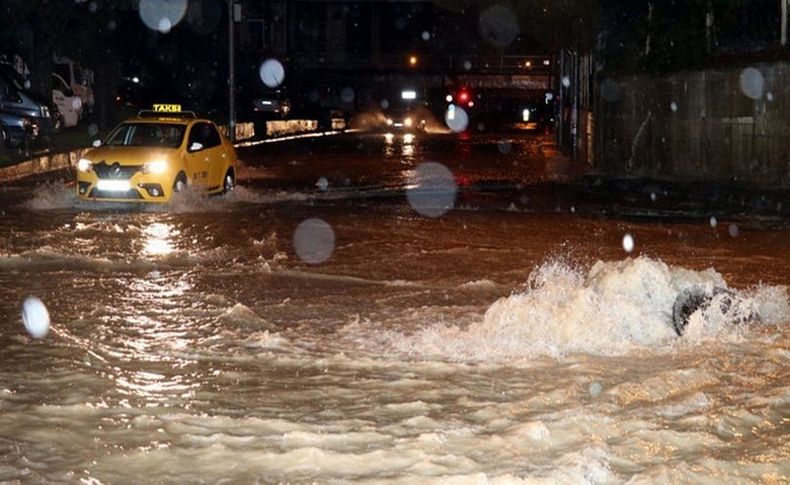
xmin=77 ymin=170 xmax=174 ymax=202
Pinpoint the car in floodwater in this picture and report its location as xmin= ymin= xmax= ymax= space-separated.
xmin=383 ymin=107 xmax=426 ymax=132
xmin=75 ymin=104 xmax=238 ymax=202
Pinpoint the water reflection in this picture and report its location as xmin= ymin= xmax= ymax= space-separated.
xmin=142 ymin=222 xmax=178 ymax=256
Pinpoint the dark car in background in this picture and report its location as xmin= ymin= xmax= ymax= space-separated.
xmin=0 ymin=64 xmax=60 ymax=143
xmin=0 ymin=109 xmax=36 ymax=148
xmin=252 ymin=89 xmax=291 ymax=118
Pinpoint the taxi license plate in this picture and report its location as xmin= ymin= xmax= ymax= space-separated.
xmin=96 ymin=180 xmax=131 ymax=192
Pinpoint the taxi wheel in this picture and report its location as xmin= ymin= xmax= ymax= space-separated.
xmin=222 ymin=169 xmax=235 ymax=194
xmin=173 ymin=172 xmax=187 ymax=193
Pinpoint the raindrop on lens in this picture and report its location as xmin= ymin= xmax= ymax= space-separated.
xmin=670 ymin=101 xmax=678 ymax=112
xmin=463 ymin=60 xmax=472 ymax=71
xmin=766 ymin=92 xmax=774 ymax=102
xmin=407 ymin=162 xmax=458 ymax=218
xmin=562 ymin=76 xmax=571 ymax=88
xmin=739 ymin=67 xmax=764 ymax=100
xmin=341 ymin=87 xmax=355 ymax=104
xmin=88 ymin=123 xmax=99 ymax=137
xmin=421 ymin=31 xmax=430 ymax=41
xmin=158 ymin=17 xmax=172 ymax=33
xmin=445 ymin=104 xmax=469 ymax=133
xmin=709 ymin=216 xmax=717 ymax=228
xmin=316 ymin=176 xmax=329 ymax=192
xmin=728 ymin=223 xmax=739 ymax=238
xmin=380 ymin=99 xmax=389 ymax=110
xmin=478 ymin=4 xmax=520 ymax=48
xmin=650 ymin=192 xmax=657 ymax=202
xmin=622 ymin=233 xmax=635 ymax=253
xmin=21 ymin=297 xmax=50 ymax=339
xmin=293 ymin=218 xmax=335 ymax=265
xmin=259 ymin=59 xmax=285 ymax=88
xmin=139 ymin=0 xmax=188 ymax=33
xmin=589 ymin=382 xmax=603 ymax=397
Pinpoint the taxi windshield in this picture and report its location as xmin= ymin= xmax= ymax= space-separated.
xmin=105 ymin=122 xmax=186 ymax=148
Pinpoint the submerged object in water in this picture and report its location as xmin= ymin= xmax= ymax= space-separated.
xmin=671 ymin=286 xmax=759 ymax=336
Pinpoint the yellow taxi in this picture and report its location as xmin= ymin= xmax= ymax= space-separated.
xmin=76 ymin=105 xmax=238 ymax=202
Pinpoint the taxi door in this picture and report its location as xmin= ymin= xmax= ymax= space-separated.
xmin=205 ymin=124 xmax=228 ymax=189
xmin=184 ymin=122 xmax=223 ymax=187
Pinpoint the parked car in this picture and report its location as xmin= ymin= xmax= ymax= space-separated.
xmin=252 ymin=89 xmax=291 ymax=118
xmin=0 ymin=67 xmax=58 ymax=142
xmin=0 ymin=110 xmax=37 ymax=148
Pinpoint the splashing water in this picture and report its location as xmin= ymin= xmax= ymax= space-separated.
xmin=388 ymin=257 xmax=789 ymax=360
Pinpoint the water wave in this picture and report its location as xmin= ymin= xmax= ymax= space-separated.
xmin=389 ymin=257 xmax=789 ymax=360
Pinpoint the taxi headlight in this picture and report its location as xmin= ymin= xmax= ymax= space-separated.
xmin=77 ymin=158 xmax=92 ymax=172
xmin=404 ymin=117 xmax=413 ymax=127
xmin=144 ymin=160 xmax=168 ymax=174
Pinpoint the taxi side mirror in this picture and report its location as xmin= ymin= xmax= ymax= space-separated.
xmin=92 ymin=139 xmax=101 ymax=147
xmin=189 ymin=142 xmax=204 ymax=152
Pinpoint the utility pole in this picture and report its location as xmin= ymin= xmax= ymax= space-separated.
xmin=228 ymin=0 xmax=237 ymax=142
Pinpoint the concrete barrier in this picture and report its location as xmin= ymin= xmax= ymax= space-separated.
xmin=0 ymin=119 xmax=322 ymax=184
xmin=265 ymin=119 xmax=318 ymax=137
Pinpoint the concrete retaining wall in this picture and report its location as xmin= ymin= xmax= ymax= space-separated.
xmin=594 ymin=62 xmax=790 ymax=188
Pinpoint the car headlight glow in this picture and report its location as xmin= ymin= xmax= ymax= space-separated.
xmin=404 ymin=117 xmax=413 ymax=127
xmin=77 ymin=158 xmax=92 ymax=172
xmin=386 ymin=118 xmax=393 ymax=126
xmin=144 ymin=159 xmax=168 ymax=174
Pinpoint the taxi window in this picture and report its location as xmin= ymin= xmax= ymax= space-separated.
xmin=105 ymin=123 xmax=185 ymax=148
xmin=188 ymin=122 xmax=221 ymax=149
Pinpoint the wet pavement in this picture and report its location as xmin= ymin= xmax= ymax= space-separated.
xmin=0 ymin=131 xmax=788 ymax=482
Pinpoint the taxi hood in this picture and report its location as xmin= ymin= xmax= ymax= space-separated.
xmin=85 ymin=146 xmax=177 ymax=166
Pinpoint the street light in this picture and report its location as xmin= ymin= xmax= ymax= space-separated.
xmin=409 ymin=55 xmax=418 ymax=67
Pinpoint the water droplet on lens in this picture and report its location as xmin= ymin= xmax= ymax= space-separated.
xmin=406 ymin=162 xmax=458 ymax=218
xmin=139 ymin=0 xmax=188 ymax=33
xmin=622 ymin=233 xmax=635 ymax=253
xmin=293 ymin=218 xmax=335 ymax=264
xmin=739 ymin=67 xmax=764 ymax=100
xmin=421 ymin=31 xmax=430 ymax=41
xmin=562 ymin=76 xmax=571 ymax=88
xmin=21 ymin=296 xmax=50 ymax=339
xmin=589 ymin=382 xmax=603 ymax=397
xmin=316 ymin=176 xmax=329 ymax=191
xmin=670 ymin=101 xmax=678 ymax=112
xmin=709 ymin=216 xmax=717 ymax=228
xmin=728 ymin=223 xmax=739 ymax=237
xmin=445 ymin=104 xmax=469 ymax=133
xmin=340 ymin=87 xmax=355 ymax=103
xmin=259 ymin=58 xmax=285 ymax=88
xmin=158 ymin=17 xmax=172 ymax=33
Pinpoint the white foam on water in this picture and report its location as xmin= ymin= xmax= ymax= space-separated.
xmin=384 ymin=257 xmax=789 ymax=360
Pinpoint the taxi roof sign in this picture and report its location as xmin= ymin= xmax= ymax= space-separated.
xmin=153 ymin=104 xmax=182 ymax=113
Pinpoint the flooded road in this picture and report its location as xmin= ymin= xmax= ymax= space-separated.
xmin=0 ymin=132 xmax=788 ymax=482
